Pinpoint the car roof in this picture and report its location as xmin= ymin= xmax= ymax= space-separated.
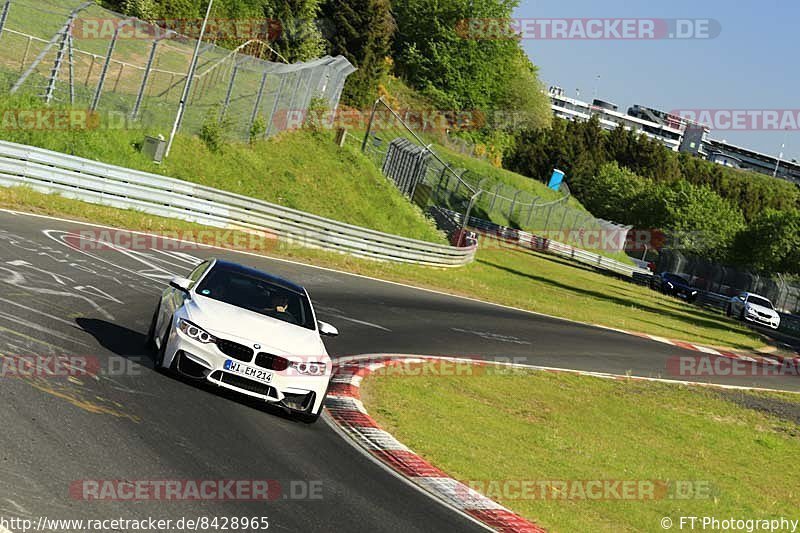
xmin=743 ymin=292 xmax=771 ymax=300
xmin=209 ymin=259 xmax=307 ymax=295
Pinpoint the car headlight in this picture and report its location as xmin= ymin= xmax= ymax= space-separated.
xmin=289 ymin=360 xmax=327 ymax=376
xmin=745 ymin=306 xmax=757 ymax=315
xmin=666 ymin=281 xmax=673 ymax=289
xmin=178 ymin=319 xmax=215 ymax=343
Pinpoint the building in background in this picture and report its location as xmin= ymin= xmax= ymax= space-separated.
xmin=548 ymin=87 xmax=687 ymax=152
xmin=547 ymin=87 xmax=799 ymax=184
xmin=705 ymin=139 xmax=800 ymax=183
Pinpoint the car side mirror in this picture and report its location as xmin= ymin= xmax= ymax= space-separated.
xmin=738 ymin=296 xmax=745 ymax=301
xmin=169 ymin=276 xmax=192 ymax=295
xmin=318 ymin=321 xmax=339 ymax=337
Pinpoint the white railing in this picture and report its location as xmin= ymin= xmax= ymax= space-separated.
xmin=444 ymin=209 xmax=650 ymax=277
xmin=0 ymin=140 xmax=477 ymax=267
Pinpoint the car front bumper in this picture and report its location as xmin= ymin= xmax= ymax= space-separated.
xmin=162 ymin=325 xmax=331 ymax=415
xmin=744 ymin=313 xmax=780 ymax=330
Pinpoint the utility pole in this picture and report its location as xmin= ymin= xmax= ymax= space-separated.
xmin=165 ymin=0 xmax=214 ymax=159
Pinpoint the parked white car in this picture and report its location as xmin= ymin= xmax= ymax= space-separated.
xmin=146 ymin=258 xmax=338 ymax=423
xmin=727 ymin=292 xmax=780 ymax=330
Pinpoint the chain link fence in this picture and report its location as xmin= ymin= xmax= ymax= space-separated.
xmin=0 ymin=0 xmax=354 ymax=141
xmin=360 ymin=97 xmax=631 ymax=254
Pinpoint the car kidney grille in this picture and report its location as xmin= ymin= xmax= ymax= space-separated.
xmin=215 ymin=338 xmax=253 ymax=362
xmin=210 ymin=370 xmax=276 ymax=398
xmin=255 ymin=352 xmax=289 ymax=371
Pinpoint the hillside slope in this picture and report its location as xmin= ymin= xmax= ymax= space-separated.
xmin=0 ymin=94 xmax=445 ymax=243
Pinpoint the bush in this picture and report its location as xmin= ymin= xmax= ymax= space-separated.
xmin=199 ymin=107 xmax=231 ymax=153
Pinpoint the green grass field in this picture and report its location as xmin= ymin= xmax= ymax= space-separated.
xmin=362 ymin=369 xmax=800 ymax=532
xmin=0 ymin=186 xmax=765 ymax=350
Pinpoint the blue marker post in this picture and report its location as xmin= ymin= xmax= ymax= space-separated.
xmin=548 ymin=168 xmax=565 ymax=191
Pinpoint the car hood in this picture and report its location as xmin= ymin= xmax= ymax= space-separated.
xmin=184 ymin=295 xmax=327 ymax=357
xmin=747 ymin=303 xmax=778 ymax=317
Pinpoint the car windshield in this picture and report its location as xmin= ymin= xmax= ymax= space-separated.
xmin=747 ymin=295 xmax=773 ymax=309
xmin=195 ymin=266 xmax=315 ymax=330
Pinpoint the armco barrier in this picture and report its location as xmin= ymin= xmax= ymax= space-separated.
xmin=0 ymin=140 xmax=476 ymax=267
xmin=443 ymin=208 xmax=651 ymax=278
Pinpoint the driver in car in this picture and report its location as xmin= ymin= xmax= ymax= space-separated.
xmin=264 ymin=292 xmax=297 ymax=324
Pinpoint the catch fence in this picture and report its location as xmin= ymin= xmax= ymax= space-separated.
xmin=0 ymin=0 xmax=354 ymax=141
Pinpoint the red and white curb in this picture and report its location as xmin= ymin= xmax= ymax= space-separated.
xmin=324 ymin=356 xmax=547 ymax=533
xmin=591 ymin=324 xmax=800 ymax=369
xmin=323 ymin=355 xmax=800 ymax=532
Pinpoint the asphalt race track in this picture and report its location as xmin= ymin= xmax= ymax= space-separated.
xmin=0 ymin=210 xmax=797 ymax=532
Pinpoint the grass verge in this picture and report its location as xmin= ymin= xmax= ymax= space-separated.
xmin=0 ymin=186 xmax=765 ymax=351
xmin=0 ymin=94 xmax=445 ymax=244
xmin=361 ymin=368 xmax=800 ymax=532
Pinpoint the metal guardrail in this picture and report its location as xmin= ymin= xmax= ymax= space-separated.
xmin=0 ymin=140 xmax=477 ymax=267
xmin=443 ymin=209 xmax=651 ymax=278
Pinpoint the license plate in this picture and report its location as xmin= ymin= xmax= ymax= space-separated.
xmin=224 ymin=360 xmax=273 ymax=384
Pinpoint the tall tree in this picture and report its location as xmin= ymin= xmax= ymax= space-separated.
xmin=391 ymin=0 xmax=550 ymax=130
xmin=263 ymin=0 xmax=326 ymax=62
xmin=320 ymin=0 xmax=394 ymax=107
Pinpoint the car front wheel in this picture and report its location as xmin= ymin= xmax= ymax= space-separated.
xmin=154 ymin=317 xmax=172 ymax=371
xmin=145 ymin=302 xmax=160 ymax=351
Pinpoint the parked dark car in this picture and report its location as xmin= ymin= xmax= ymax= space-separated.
xmin=657 ymin=272 xmax=700 ymax=302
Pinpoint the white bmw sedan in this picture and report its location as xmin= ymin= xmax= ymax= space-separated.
xmin=146 ymin=258 xmax=338 ymax=423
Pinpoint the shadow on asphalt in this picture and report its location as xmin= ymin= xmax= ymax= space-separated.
xmin=75 ymin=317 xmax=152 ymax=361
xmin=478 ymin=258 xmax=745 ymax=343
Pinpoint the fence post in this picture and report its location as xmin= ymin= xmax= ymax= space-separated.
xmin=264 ymin=74 xmax=288 ymax=137
xmin=556 ymin=207 xmax=566 ymax=235
xmin=111 ymin=63 xmax=124 ymax=92
xmin=544 ymin=203 xmax=554 ymax=231
xmin=300 ymin=68 xmax=315 ymax=111
xmin=361 ymin=97 xmax=381 ymax=152
xmin=0 ymin=0 xmax=11 ymax=39
xmin=132 ymin=32 xmax=174 ymax=120
xmin=527 ymin=197 xmax=539 ymax=226
xmin=249 ymin=70 xmax=269 ymax=132
xmin=91 ymin=21 xmax=130 ymax=111
xmin=67 ymin=33 xmax=74 ymax=105
xmin=285 ymin=70 xmax=304 ymax=120
xmin=84 ymin=55 xmax=95 ymax=86
xmin=11 ymin=2 xmax=95 ymax=95
xmin=509 ymin=190 xmax=521 ymax=219
xmin=489 ymin=183 xmax=501 ymax=211
xmin=220 ymin=64 xmax=238 ymax=121
xmin=435 ymin=166 xmax=448 ymax=202
xmin=20 ymin=35 xmax=31 ymax=71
